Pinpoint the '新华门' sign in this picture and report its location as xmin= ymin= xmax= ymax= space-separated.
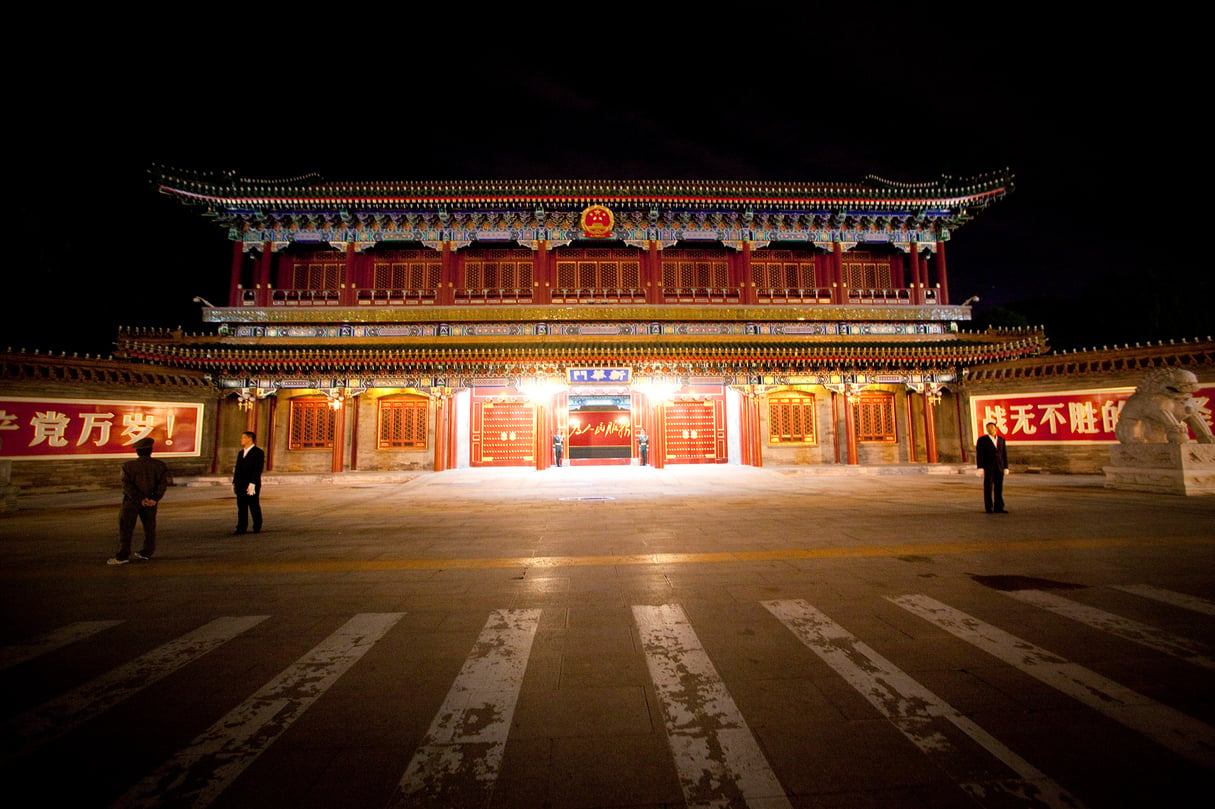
xmin=970 ymin=386 xmax=1214 ymax=445
xmin=0 ymin=398 xmax=204 ymax=459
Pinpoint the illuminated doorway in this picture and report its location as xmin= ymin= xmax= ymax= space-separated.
xmin=566 ymin=394 xmax=632 ymax=465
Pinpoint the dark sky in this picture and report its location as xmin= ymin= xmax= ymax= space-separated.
xmin=7 ymin=24 xmax=1208 ymax=357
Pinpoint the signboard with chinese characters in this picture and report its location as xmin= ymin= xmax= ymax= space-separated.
xmin=0 ymin=398 xmax=204 ymax=459
xmin=567 ymin=411 xmax=633 ymax=460
xmin=970 ymin=386 xmax=1215 ymax=445
xmin=567 ymin=368 xmax=632 ymax=384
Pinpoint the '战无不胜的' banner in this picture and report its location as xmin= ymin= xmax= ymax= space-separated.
xmin=970 ymin=386 xmax=1214 ymax=445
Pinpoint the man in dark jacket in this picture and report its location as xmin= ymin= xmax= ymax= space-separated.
xmin=109 ymin=437 xmax=171 ymax=565
xmin=232 ymin=430 xmax=264 ymax=534
xmin=976 ymin=421 xmax=1009 ymax=514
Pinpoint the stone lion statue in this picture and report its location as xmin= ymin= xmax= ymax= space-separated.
xmin=1115 ymin=367 xmax=1213 ymax=444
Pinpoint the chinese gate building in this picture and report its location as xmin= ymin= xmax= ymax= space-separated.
xmin=104 ymin=169 xmax=1047 ymax=476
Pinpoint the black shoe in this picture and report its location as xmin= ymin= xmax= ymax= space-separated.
xmin=233 ymin=530 xmax=247 ymax=535
xmin=252 ymin=528 xmax=261 ymax=534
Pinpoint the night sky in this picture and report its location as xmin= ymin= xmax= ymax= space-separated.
xmin=8 ymin=25 xmax=1208 ymax=357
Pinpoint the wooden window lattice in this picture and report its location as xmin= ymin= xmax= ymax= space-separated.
xmin=854 ymin=394 xmax=897 ymax=442
xmin=842 ymin=252 xmax=892 ymax=289
xmin=292 ymin=261 xmax=342 ymax=290
xmin=661 ymin=253 xmax=728 ymax=290
xmin=768 ymin=395 xmax=816 ymax=444
xmin=372 ymin=261 xmax=441 ymax=290
xmin=750 ymin=254 xmax=816 ymax=289
xmin=289 ymin=399 xmax=335 ymax=450
xmin=378 ymin=398 xmax=428 ymax=448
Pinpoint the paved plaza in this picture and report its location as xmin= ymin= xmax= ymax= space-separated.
xmin=1 ymin=465 xmax=1213 ymax=808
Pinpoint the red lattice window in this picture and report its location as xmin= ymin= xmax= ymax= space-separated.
xmin=554 ymin=248 xmax=642 ymax=291
xmin=854 ymin=394 xmax=897 ymax=442
xmin=378 ymin=397 xmax=428 ymax=448
xmin=661 ymin=249 xmax=729 ymax=290
xmin=372 ymin=251 xmax=441 ymax=291
xmin=841 ymin=251 xmax=892 ymax=289
xmin=750 ymin=249 xmax=818 ymax=290
xmin=462 ymin=249 xmax=534 ymax=291
xmin=290 ymin=252 xmax=343 ymax=290
xmin=288 ymin=398 xmax=335 ymax=450
xmin=768 ymin=394 xmax=816 ymax=444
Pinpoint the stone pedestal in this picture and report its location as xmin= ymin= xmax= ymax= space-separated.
xmin=1104 ymin=444 xmax=1215 ymax=496
xmin=0 ymin=459 xmax=16 ymax=513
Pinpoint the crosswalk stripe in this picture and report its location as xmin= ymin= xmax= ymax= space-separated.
xmin=112 ymin=612 xmax=404 ymax=809
xmin=1005 ymin=589 xmax=1215 ymax=670
xmin=0 ymin=620 xmax=124 ymax=672
xmin=389 ymin=608 xmax=540 ymax=809
xmin=1 ymin=616 xmax=267 ymax=762
xmin=763 ymin=599 xmax=1085 ymax=809
xmin=634 ymin=604 xmax=792 ymax=809
xmin=1112 ymin=584 xmax=1215 ymax=617
xmin=889 ymin=594 xmax=1215 ymax=770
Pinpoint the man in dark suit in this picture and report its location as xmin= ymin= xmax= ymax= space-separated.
xmin=232 ymin=430 xmax=264 ymax=534
xmin=976 ymin=421 xmax=1009 ymax=514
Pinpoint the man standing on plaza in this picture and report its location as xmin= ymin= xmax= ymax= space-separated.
xmin=976 ymin=421 xmax=1009 ymax=513
xmin=552 ymin=429 xmax=564 ymax=467
xmin=232 ymin=431 xmax=264 ymax=534
xmin=108 ymin=437 xmax=171 ymax=565
xmin=637 ymin=428 xmax=649 ymax=465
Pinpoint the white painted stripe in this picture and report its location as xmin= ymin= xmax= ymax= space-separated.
xmin=1113 ymin=584 xmax=1215 ymax=617
xmin=113 ymin=612 xmax=403 ymax=809
xmin=889 ymin=594 xmax=1215 ymax=770
xmin=634 ymin=603 xmax=792 ymax=809
xmin=763 ymin=599 xmax=1085 ymax=809
xmin=1006 ymin=589 xmax=1215 ymax=670
xmin=2 ymin=616 xmax=267 ymax=762
xmin=0 ymin=620 xmax=124 ymax=671
xmin=389 ymin=609 xmax=540 ymax=809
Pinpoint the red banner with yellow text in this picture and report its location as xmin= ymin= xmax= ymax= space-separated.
xmin=0 ymin=398 xmax=204 ymax=459
xmin=970 ymin=387 xmax=1214 ymax=445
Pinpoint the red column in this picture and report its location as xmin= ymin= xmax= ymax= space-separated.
xmin=750 ymin=394 xmax=764 ymax=467
xmin=439 ymin=243 xmax=455 ymax=305
xmin=653 ymin=403 xmax=666 ymax=469
xmin=433 ymin=396 xmax=447 ymax=472
xmin=831 ymin=391 xmax=841 ymax=464
xmin=845 ymin=394 xmax=858 ymax=465
xmin=210 ymin=398 xmax=224 ymax=474
xmin=331 ymin=402 xmax=345 ymax=473
xmin=446 ymin=395 xmax=459 ymax=470
xmin=923 ymin=392 xmax=939 ymax=463
xmin=954 ymin=392 xmax=969 ymax=464
xmin=534 ymin=403 xmax=548 ymax=471
xmin=832 ymin=242 xmax=845 ymax=304
xmin=534 ymin=242 xmax=551 ymax=305
xmin=229 ymin=242 xmax=244 ymax=306
xmin=342 ymin=243 xmax=357 ymax=306
xmin=935 ymin=240 xmax=949 ymax=304
xmin=905 ymin=393 xmax=918 ymax=463
xmin=257 ymin=242 xmax=273 ymax=305
xmin=909 ymin=243 xmax=923 ymax=305
xmin=349 ymin=396 xmax=360 ymax=471
xmin=740 ymin=241 xmax=755 ymax=305
xmin=892 ymin=251 xmax=905 ymax=290
xmin=265 ymin=396 xmax=277 ymax=472
xmin=647 ymin=241 xmax=662 ymax=304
